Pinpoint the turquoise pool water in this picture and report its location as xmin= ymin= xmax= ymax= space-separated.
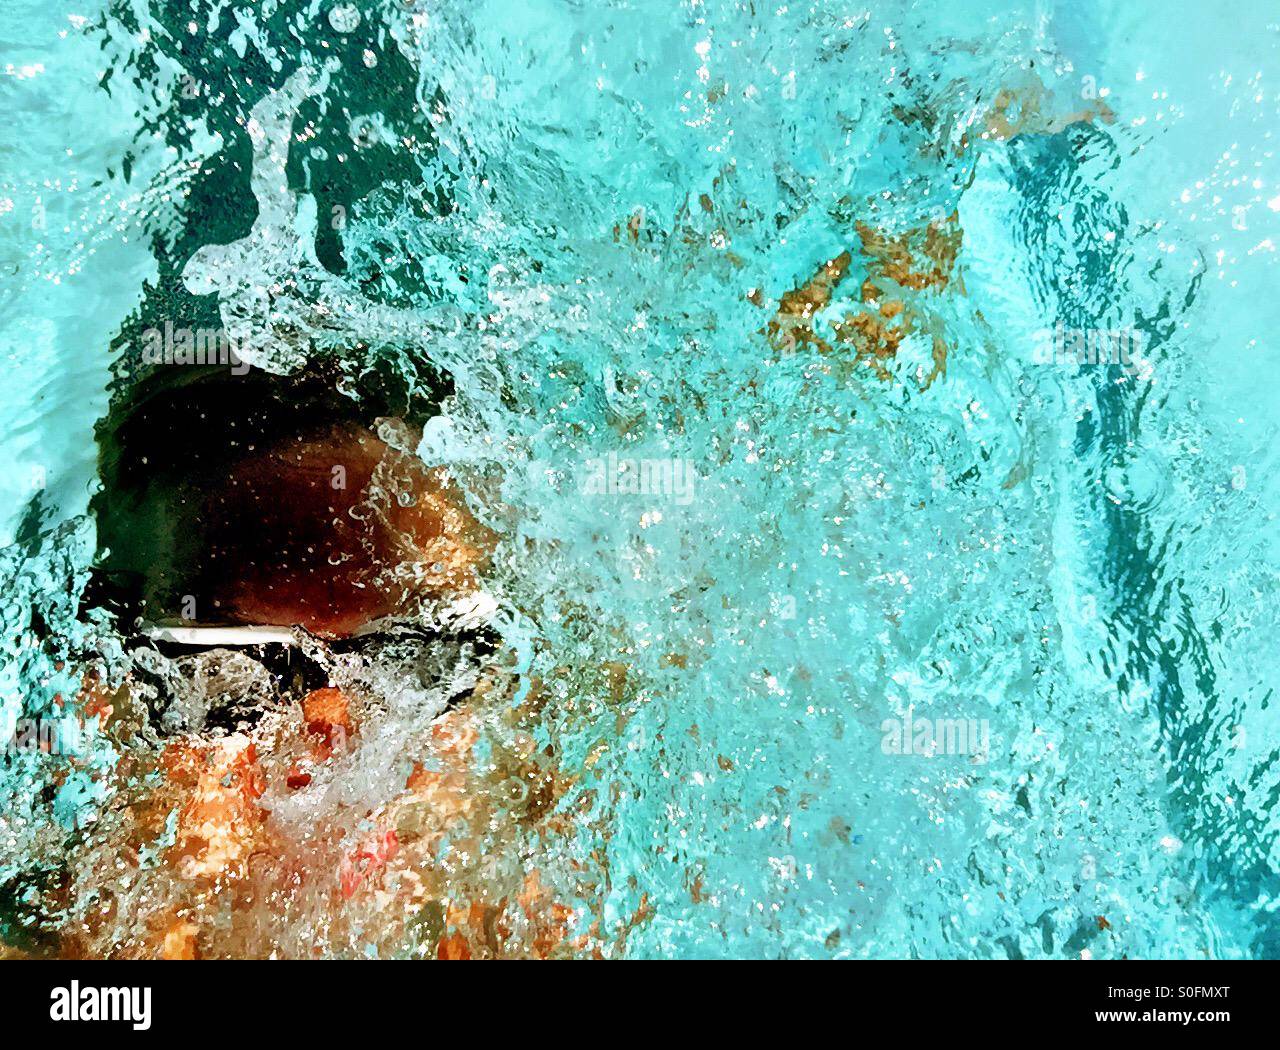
xmin=2 ymin=0 xmax=1280 ymax=958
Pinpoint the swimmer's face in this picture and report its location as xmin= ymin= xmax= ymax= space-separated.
xmin=200 ymin=421 xmax=484 ymax=637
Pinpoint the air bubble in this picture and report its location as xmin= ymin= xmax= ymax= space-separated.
xmin=327 ymin=4 xmax=361 ymax=34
